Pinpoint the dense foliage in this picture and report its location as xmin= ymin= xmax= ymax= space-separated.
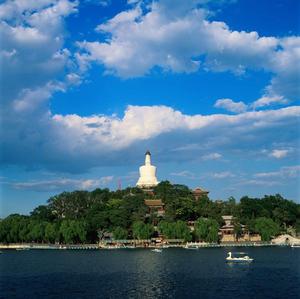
xmin=194 ymin=218 xmax=219 ymax=243
xmin=0 ymin=182 xmax=299 ymax=244
xmin=158 ymin=221 xmax=192 ymax=241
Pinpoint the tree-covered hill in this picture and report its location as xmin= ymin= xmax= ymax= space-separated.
xmin=1 ymin=181 xmax=299 ymax=244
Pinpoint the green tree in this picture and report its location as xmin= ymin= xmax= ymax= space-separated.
xmin=254 ymin=217 xmax=280 ymax=241
xmin=59 ymin=220 xmax=74 ymax=244
xmin=132 ymin=221 xmax=154 ymax=240
xmin=27 ymin=221 xmax=47 ymax=242
xmin=233 ymin=218 xmax=243 ymax=241
xmin=158 ymin=221 xmax=191 ymax=241
xmin=175 ymin=220 xmax=191 ymax=241
xmin=158 ymin=221 xmax=177 ymax=239
xmin=113 ymin=227 xmax=128 ymax=240
xmin=31 ymin=205 xmax=54 ymax=222
xmin=45 ymin=223 xmax=58 ymax=243
xmin=206 ymin=219 xmax=219 ymax=243
xmin=194 ymin=218 xmax=209 ymax=241
xmin=194 ymin=218 xmax=219 ymax=243
xmin=59 ymin=220 xmax=86 ymax=244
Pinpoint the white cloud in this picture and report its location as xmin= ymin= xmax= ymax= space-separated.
xmin=2 ymin=101 xmax=300 ymax=172
xmin=254 ymin=166 xmax=300 ymax=179
xmin=238 ymin=179 xmax=281 ymax=187
xmin=252 ymin=95 xmax=289 ymax=109
xmin=1 ymin=0 xmax=299 ymax=175
xmin=0 ymin=0 xmax=78 ymax=103
xmin=77 ymin=0 xmax=300 ymax=100
xmin=269 ymin=149 xmax=290 ymax=159
xmin=214 ymin=98 xmax=247 ymax=113
xmin=12 ymin=176 xmax=113 ymax=192
xmin=0 ymin=0 xmax=56 ymax=20
xmin=51 ymin=105 xmax=300 ymax=150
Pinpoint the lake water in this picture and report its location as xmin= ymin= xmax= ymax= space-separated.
xmin=1 ymin=247 xmax=299 ymax=298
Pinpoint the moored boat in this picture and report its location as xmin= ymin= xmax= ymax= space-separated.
xmin=184 ymin=242 xmax=201 ymax=249
xmin=151 ymin=248 xmax=162 ymax=253
xmin=291 ymin=243 xmax=300 ymax=248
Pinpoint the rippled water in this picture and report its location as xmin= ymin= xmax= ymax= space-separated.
xmin=1 ymin=247 xmax=299 ymax=298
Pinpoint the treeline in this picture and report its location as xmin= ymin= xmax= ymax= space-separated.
xmin=0 ymin=181 xmax=299 ymax=244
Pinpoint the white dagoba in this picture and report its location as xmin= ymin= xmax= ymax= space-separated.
xmin=136 ymin=151 xmax=159 ymax=188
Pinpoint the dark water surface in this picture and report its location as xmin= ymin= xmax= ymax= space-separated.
xmin=1 ymin=247 xmax=299 ymax=299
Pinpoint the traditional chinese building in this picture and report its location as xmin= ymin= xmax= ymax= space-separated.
xmin=219 ymin=215 xmax=261 ymax=243
xmin=193 ymin=187 xmax=209 ymax=200
xmin=144 ymin=199 xmax=165 ymax=217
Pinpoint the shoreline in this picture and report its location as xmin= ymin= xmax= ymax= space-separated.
xmin=0 ymin=242 xmax=294 ymax=250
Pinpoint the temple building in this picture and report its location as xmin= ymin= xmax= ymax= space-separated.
xmin=136 ymin=151 xmax=159 ymax=189
xmin=193 ymin=187 xmax=209 ymax=200
xmin=219 ymin=215 xmax=261 ymax=243
xmin=144 ymin=199 xmax=165 ymax=218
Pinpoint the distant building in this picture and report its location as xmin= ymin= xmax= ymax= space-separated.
xmin=193 ymin=187 xmax=209 ymax=200
xmin=219 ymin=215 xmax=261 ymax=243
xmin=144 ymin=199 xmax=165 ymax=217
xmin=219 ymin=216 xmax=238 ymax=242
xmin=136 ymin=151 xmax=159 ymax=189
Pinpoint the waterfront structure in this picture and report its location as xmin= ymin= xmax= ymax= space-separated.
xmin=136 ymin=151 xmax=159 ymax=188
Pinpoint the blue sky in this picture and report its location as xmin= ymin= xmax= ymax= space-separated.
xmin=1 ymin=0 xmax=300 ymax=217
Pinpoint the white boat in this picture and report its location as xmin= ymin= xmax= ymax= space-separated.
xmin=226 ymin=251 xmax=253 ymax=262
xmin=16 ymin=248 xmax=30 ymax=251
xmin=161 ymin=245 xmax=169 ymax=249
xmin=151 ymin=248 xmax=162 ymax=253
xmin=184 ymin=242 xmax=201 ymax=249
xmin=291 ymin=244 xmax=300 ymax=248
xmin=184 ymin=244 xmax=198 ymax=250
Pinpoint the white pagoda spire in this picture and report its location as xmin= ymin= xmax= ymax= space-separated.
xmin=136 ymin=151 xmax=159 ymax=188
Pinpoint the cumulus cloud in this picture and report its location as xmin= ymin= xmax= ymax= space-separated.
xmin=0 ymin=0 xmax=78 ymax=103
xmin=2 ymin=103 xmax=300 ymax=172
xmin=77 ymin=0 xmax=300 ymax=100
xmin=214 ymin=98 xmax=247 ymax=113
xmin=1 ymin=0 xmax=299 ymax=176
xmin=12 ymin=176 xmax=113 ymax=192
xmin=53 ymin=105 xmax=300 ymax=149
